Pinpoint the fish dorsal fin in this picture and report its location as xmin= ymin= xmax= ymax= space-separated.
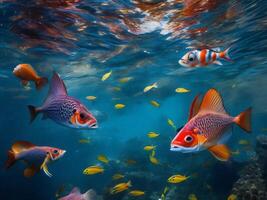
xmin=43 ymin=72 xmax=67 ymax=106
xmin=70 ymin=187 xmax=80 ymax=194
xmin=12 ymin=141 xmax=35 ymax=154
xmin=49 ymin=72 xmax=67 ymax=97
xmin=199 ymin=89 xmax=227 ymax=114
xmin=188 ymin=94 xmax=202 ymax=120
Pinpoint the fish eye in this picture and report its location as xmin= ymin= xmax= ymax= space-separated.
xmin=73 ymin=109 xmax=76 ymax=114
xmin=80 ymin=113 xmax=85 ymax=119
xmin=188 ymin=53 xmax=195 ymax=61
xmin=53 ymin=149 xmax=58 ymax=154
xmin=184 ymin=135 xmax=193 ymax=143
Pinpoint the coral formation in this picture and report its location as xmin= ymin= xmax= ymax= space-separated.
xmin=231 ymin=135 xmax=267 ymax=200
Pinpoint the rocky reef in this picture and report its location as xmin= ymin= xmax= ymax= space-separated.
xmin=231 ymin=135 xmax=267 ymax=200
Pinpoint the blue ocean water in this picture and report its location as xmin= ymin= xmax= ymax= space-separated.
xmin=0 ymin=0 xmax=267 ymax=199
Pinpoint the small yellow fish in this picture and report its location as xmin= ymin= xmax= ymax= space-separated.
xmin=83 ymin=165 xmax=104 ymax=175
xmin=97 ymin=154 xmax=109 ymax=164
xmin=78 ymin=139 xmax=90 ymax=144
xmin=151 ymin=149 xmax=156 ymax=157
xmin=112 ymin=173 xmax=125 ymax=180
xmin=227 ymin=194 xmax=237 ymax=200
xmin=86 ymin=96 xmax=97 ymax=101
xmin=160 ymin=186 xmax=169 ymax=200
xmin=129 ymin=190 xmax=145 ymax=196
xmin=238 ymin=139 xmax=250 ymax=145
xmin=101 ymin=70 xmax=112 ymax=81
xmin=150 ymin=100 xmax=160 ymax=107
xmin=144 ymin=82 xmax=158 ymax=93
xmin=118 ymin=77 xmax=133 ymax=83
xmin=167 ymin=174 xmax=189 ymax=184
xmin=149 ymin=155 xmax=159 ymax=165
xmin=113 ymin=87 xmax=121 ymax=92
xmin=163 ymin=186 xmax=169 ymax=194
xmin=175 ymin=88 xmax=190 ymax=93
xmin=115 ymin=104 xmax=125 ymax=109
xmin=167 ymin=119 xmax=176 ymax=130
xmin=147 ymin=132 xmax=159 ymax=138
xmin=144 ymin=145 xmax=156 ymax=151
xmin=188 ymin=194 xmax=197 ymax=200
xmin=110 ymin=181 xmax=132 ymax=194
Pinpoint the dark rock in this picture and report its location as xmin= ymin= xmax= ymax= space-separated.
xmin=230 ymin=135 xmax=267 ymax=200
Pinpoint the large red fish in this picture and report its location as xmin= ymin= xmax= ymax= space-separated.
xmin=6 ymin=141 xmax=65 ymax=177
xmin=170 ymin=89 xmax=251 ymax=161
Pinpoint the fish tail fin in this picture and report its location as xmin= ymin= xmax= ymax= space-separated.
xmin=28 ymin=105 xmax=39 ymax=123
xmin=234 ymin=107 xmax=252 ymax=133
xmin=35 ymin=77 xmax=48 ymax=90
xmin=153 ymin=82 xmax=158 ymax=88
xmin=220 ymin=47 xmax=232 ymax=61
xmin=6 ymin=150 xmax=16 ymax=169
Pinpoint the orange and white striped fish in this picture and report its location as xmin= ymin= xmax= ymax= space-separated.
xmin=179 ymin=48 xmax=232 ymax=67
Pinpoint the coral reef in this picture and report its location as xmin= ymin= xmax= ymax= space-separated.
xmin=231 ymin=135 xmax=267 ymax=200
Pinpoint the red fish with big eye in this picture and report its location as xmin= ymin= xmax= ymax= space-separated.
xmin=170 ymin=89 xmax=252 ymax=161
xmin=179 ymin=48 xmax=232 ymax=67
xmin=27 ymin=72 xmax=98 ymax=129
xmin=5 ymin=141 xmax=66 ymax=178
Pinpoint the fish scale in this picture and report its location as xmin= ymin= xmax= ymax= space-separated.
xmin=44 ymin=97 xmax=79 ymax=122
xmin=189 ymin=113 xmax=233 ymax=142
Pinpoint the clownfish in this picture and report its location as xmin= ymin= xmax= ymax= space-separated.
xmin=179 ymin=48 xmax=232 ymax=67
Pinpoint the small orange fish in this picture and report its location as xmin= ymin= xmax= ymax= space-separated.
xmin=13 ymin=64 xmax=48 ymax=90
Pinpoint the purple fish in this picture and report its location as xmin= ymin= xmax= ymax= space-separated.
xmin=59 ymin=187 xmax=102 ymax=200
xmin=6 ymin=141 xmax=65 ymax=178
xmin=28 ymin=72 xmax=98 ymax=129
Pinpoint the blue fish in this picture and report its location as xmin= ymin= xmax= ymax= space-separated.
xmin=28 ymin=72 xmax=98 ymax=129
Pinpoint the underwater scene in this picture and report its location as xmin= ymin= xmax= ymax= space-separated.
xmin=1 ymin=0 xmax=267 ymax=199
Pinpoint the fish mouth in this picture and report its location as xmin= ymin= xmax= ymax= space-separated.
xmin=89 ymin=122 xmax=98 ymax=129
xmin=178 ymin=59 xmax=189 ymax=67
xmin=170 ymin=145 xmax=182 ymax=152
xmin=170 ymin=144 xmax=199 ymax=153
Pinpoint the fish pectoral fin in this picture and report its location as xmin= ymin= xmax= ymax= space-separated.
xmin=213 ymin=60 xmax=223 ymax=65
xmin=42 ymin=164 xmax=53 ymax=178
xmin=197 ymin=135 xmax=207 ymax=145
xmin=40 ymin=155 xmax=52 ymax=177
xmin=208 ymin=144 xmax=231 ymax=161
xmin=24 ymin=166 xmax=37 ymax=178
